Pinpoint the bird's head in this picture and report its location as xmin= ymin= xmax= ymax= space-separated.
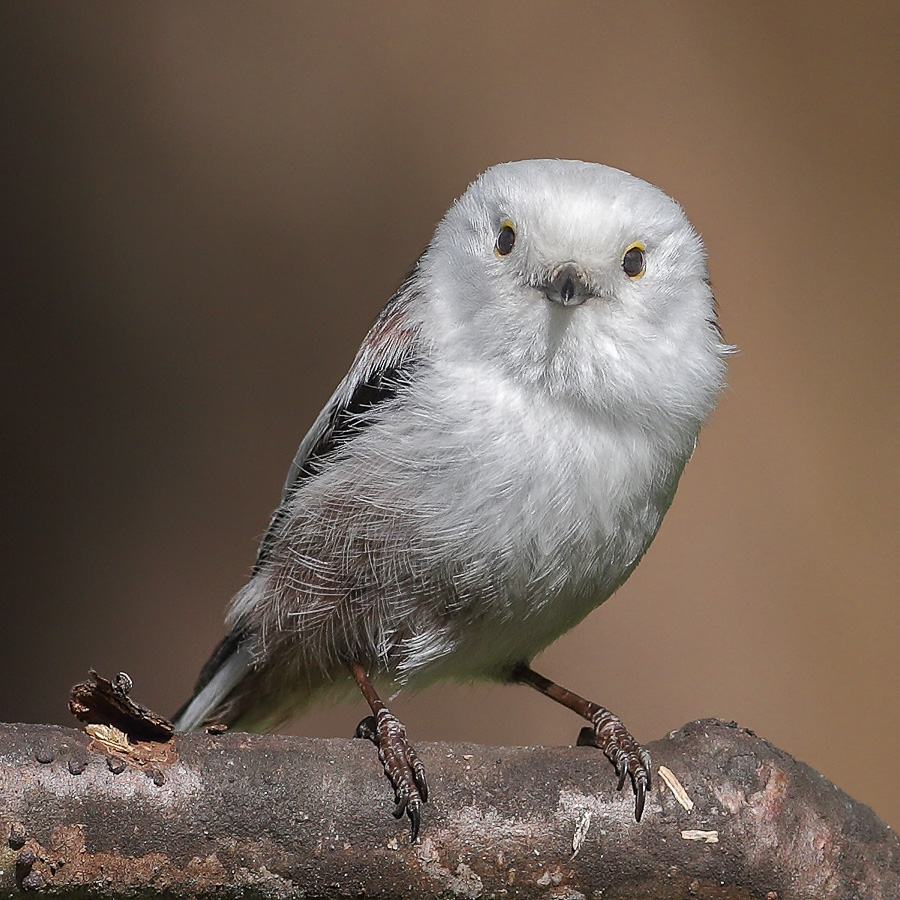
xmin=418 ymin=159 xmax=729 ymax=426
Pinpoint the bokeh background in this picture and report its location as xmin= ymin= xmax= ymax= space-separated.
xmin=4 ymin=4 xmax=899 ymax=829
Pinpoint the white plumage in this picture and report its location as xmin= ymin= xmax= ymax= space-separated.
xmin=175 ymin=161 xmax=729 ymax=791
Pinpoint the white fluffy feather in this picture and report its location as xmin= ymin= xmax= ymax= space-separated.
xmin=175 ymin=159 xmax=729 ymax=733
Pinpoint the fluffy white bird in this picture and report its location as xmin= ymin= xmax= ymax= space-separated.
xmin=174 ymin=159 xmax=730 ymax=840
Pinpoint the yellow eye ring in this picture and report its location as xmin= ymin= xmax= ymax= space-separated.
xmin=495 ymin=220 xmax=516 ymax=256
xmin=622 ymin=241 xmax=645 ymax=279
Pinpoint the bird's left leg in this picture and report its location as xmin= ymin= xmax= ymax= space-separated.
xmin=510 ymin=663 xmax=651 ymax=821
xmin=350 ymin=662 xmax=428 ymax=842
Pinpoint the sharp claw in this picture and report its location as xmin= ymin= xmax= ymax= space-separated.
xmin=616 ymin=765 xmax=628 ymax=791
xmin=392 ymin=794 xmax=408 ymax=819
xmin=408 ymin=799 xmax=421 ymax=844
xmin=634 ymin=775 xmax=647 ymax=822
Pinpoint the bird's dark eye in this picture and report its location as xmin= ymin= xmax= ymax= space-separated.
xmin=622 ymin=242 xmax=645 ymax=278
xmin=495 ymin=221 xmax=516 ymax=256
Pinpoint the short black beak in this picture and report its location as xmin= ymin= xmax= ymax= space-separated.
xmin=544 ymin=263 xmax=590 ymax=307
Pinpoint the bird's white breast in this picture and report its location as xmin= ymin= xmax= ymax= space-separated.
xmin=364 ymin=357 xmax=690 ymax=681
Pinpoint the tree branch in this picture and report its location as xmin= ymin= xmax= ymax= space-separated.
xmin=1 ymin=719 xmax=897 ymax=898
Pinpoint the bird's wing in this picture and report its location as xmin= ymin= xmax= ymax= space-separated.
xmin=253 ymin=268 xmax=425 ymax=573
xmin=173 ymin=267 xmax=426 ymax=731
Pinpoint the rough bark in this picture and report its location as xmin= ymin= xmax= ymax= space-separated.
xmin=0 ymin=718 xmax=897 ymax=899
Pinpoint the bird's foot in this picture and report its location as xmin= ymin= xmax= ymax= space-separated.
xmin=510 ymin=664 xmax=650 ymax=822
xmin=577 ymin=708 xmax=651 ymax=821
xmin=355 ymin=710 xmax=428 ymax=842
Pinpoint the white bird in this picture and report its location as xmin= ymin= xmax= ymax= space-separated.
xmin=174 ymin=159 xmax=730 ymax=840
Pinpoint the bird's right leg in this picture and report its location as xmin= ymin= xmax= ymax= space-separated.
xmin=350 ymin=662 xmax=428 ymax=842
xmin=511 ymin=663 xmax=651 ymax=821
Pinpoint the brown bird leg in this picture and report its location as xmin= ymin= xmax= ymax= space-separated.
xmin=351 ymin=662 xmax=428 ymax=842
xmin=511 ymin=663 xmax=651 ymax=821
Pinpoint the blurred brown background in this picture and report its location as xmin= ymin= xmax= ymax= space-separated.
xmin=3 ymin=3 xmax=899 ymax=828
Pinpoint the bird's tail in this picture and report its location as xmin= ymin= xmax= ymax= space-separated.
xmin=172 ymin=628 xmax=254 ymax=732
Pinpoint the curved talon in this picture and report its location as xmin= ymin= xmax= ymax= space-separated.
xmin=634 ymin=774 xmax=647 ymax=822
xmin=407 ymin=799 xmax=422 ymax=843
xmin=391 ymin=788 xmax=423 ymax=843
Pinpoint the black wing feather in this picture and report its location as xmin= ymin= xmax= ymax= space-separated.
xmin=252 ymin=270 xmax=424 ymax=574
